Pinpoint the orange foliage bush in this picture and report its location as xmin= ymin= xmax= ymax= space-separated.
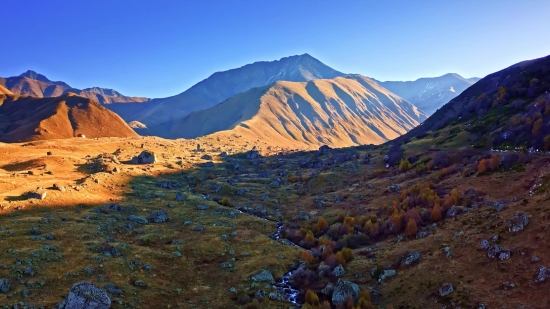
xmin=305 ymin=289 xmax=320 ymax=305
xmin=431 ymin=204 xmax=441 ymax=222
xmin=406 ymin=218 xmax=418 ymax=236
xmin=301 ymin=250 xmax=317 ymax=265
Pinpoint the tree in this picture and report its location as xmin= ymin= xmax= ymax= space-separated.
xmin=406 ymin=218 xmax=418 ymax=236
xmin=305 ymin=290 xmax=319 ymax=306
xmin=431 ymin=204 xmax=441 ymax=222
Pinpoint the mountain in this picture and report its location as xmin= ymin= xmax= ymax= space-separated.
xmin=0 ymin=92 xmax=138 ymax=142
xmin=0 ymin=70 xmax=151 ymax=121
xmin=136 ymin=54 xmax=345 ymax=128
xmin=398 ymin=54 xmax=550 ymax=151
xmin=376 ymin=73 xmax=479 ymax=115
xmin=163 ymin=74 xmax=427 ymax=148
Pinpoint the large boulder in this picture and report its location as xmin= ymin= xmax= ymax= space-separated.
xmin=332 ymin=278 xmax=360 ymax=305
xmin=56 ymin=282 xmax=110 ymax=309
xmin=250 ymin=270 xmax=274 ymax=283
xmin=131 ymin=151 xmax=157 ymax=164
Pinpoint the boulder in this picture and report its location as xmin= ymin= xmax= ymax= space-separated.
xmin=332 ymin=279 xmax=359 ymax=305
xmin=27 ymin=189 xmax=47 ymax=200
xmin=131 ymin=151 xmax=157 ymax=164
xmin=56 ymin=282 xmax=110 ymax=309
xmin=250 ymin=270 xmax=274 ymax=283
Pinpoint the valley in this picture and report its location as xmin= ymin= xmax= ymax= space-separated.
xmin=0 ymin=37 xmax=549 ymax=309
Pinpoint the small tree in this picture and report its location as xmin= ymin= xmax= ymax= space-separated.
xmin=431 ymin=204 xmax=441 ymax=222
xmin=406 ymin=218 xmax=418 ymax=237
xmin=399 ymin=159 xmax=412 ymax=172
xmin=305 ymin=289 xmax=319 ymax=305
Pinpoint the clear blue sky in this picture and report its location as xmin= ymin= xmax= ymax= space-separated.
xmin=1 ymin=0 xmax=549 ymax=98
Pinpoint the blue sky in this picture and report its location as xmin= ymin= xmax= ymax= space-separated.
xmin=1 ymin=0 xmax=549 ymax=98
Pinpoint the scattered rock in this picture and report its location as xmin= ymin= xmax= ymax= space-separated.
xmin=388 ymin=185 xmax=401 ymax=193
xmin=0 ymin=279 xmax=10 ymax=293
xmin=250 ymin=270 xmax=274 ymax=283
xmin=332 ymin=265 xmax=346 ymax=277
xmin=201 ymin=154 xmax=212 ymax=160
xmin=147 ymin=210 xmax=169 ymax=223
xmin=535 ymin=266 xmax=550 ymax=282
xmin=175 ymin=192 xmax=186 ymax=201
xmin=127 ymin=215 xmax=148 ymax=225
xmin=508 ymin=212 xmax=528 ymax=232
xmin=56 ymin=282 xmax=110 ymax=309
xmin=53 ymin=183 xmax=66 ymax=192
xmin=403 ymin=251 xmax=421 ymax=265
xmin=479 ymin=239 xmax=490 ymax=250
xmin=438 ymin=283 xmax=454 ymax=297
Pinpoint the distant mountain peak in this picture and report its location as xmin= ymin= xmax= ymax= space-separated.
xmin=19 ymin=70 xmax=70 ymax=88
xmin=20 ymin=70 xmax=51 ymax=82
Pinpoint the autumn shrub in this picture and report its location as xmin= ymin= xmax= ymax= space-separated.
xmin=399 ymin=159 xmax=412 ymax=172
xmin=431 ymin=204 xmax=441 ymax=222
xmin=301 ymin=250 xmax=317 ymax=265
xmin=220 ymin=197 xmax=233 ymax=207
xmin=340 ymin=247 xmax=354 ymax=262
xmin=415 ymin=162 xmax=427 ymax=174
xmin=406 ymin=218 xmax=418 ymax=237
xmin=305 ymin=290 xmax=320 ymax=306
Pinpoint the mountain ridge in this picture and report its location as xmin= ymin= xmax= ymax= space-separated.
xmin=135 ymin=54 xmax=346 ymax=128
xmin=158 ymin=74 xmax=427 ymax=148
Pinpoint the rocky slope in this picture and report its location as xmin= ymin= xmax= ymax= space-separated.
xmin=0 ymin=92 xmax=138 ymax=142
xmin=398 ymin=54 xmax=550 ymax=149
xmin=136 ymin=54 xmax=345 ymax=129
xmin=163 ymin=74 xmax=427 ymax=148
xmin=376 ymin=73 xmax=479 ymax=114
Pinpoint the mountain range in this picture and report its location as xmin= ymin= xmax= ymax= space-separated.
xmin=168 ymin=75 xmax=426 ymax=148
xmin=376 ymin=74 xmax=480 ymax=114
xmin=0 ymin=54 xmax=480 ymax=146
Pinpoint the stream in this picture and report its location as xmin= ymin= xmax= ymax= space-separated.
xmin=228 ymin=205 xmax=303 ymax=306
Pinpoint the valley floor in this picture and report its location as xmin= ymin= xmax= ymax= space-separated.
xmin=0 ymin=135 xmax=549 ymax=308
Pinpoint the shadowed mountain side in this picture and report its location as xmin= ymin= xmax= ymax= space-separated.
xmin=164 ymin=76 xmax=427 ymax=148
xmin=396 ymin=54 xmax=550 ymax=147
xmin=136 ymin=54 xmax=345 ymax=128
xmin=0 ymin=93 xmax=138 ymax=142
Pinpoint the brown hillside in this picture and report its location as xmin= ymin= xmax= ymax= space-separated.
xmin=0 ymin=93 xmax=138 ymax=142
xmin=165 ymin=75 xmax=427 ymax=148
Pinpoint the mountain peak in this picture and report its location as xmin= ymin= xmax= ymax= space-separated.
xmin=19 ymin=70 xmax=71 ymax=88
xmin=20 ymin=70 xmax=51 ymax=82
